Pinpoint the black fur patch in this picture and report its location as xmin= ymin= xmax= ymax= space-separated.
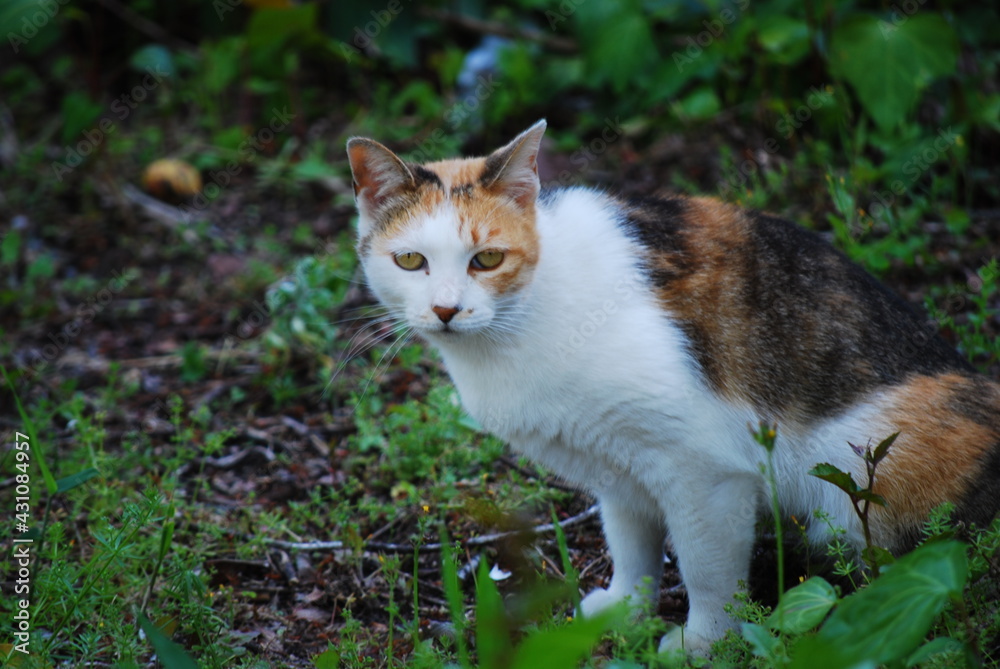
xmin=411 ymin=165 xmax=443 ymax=189
xmin=451 ymin=183 xmax=474 ymax=198
xmin=956 ymin=439 xmax=1000 ymax=529
xmin=618 ymin=197 xmax=973 ymax=420
xmin=735 ymin=212 xmax=971 ymax=416
xmin=617 ymin=197 xmax=690 ymax=264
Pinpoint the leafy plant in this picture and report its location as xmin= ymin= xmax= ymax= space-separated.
xmin=810 ymin=432 xmax=899 ymax=571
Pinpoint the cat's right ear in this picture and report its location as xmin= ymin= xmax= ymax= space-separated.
xmin=346 ymin=137 xmax=416 ymax=223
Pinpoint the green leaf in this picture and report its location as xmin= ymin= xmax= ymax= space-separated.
xmin=55 ymin=467 xmax=99 ymax=493
xmin=905 ymin=636 xmax=965 ymax=667
xmin=552 ymin=505 xmax=580 ymax=607
xmin=809 ymin=463 xmax=860 ymax=495
xmin=574 ymin=1 xmax=656 ymax=92
xmin=439 ymin=527 xmax=469 ymax=665
xmin=674 ymin=86 xmax=722 ymax=121
xmin=138 ymin=613 xmax=199 ymax=669
xmin=829 ymin=13 xmax=958 ymax=132
xmin=767 ymin=577 xmax=837 ymax=635
xmin=1 ymin=230 xmax=22 ymax=265
xmin=853 ymin=489 xmax=887 ymax=507
xmin=476 ymin=559 xmax=510 ymax=669
xmin=60 ymin=91 xmax=105 ymax=145
xmin=1 ymin=365 xmax=57 ymax=494
xmin=741 ymin=622 xmax=781 ymax=659
xmin=180 ymin=342 xmax=207 ymax=383
xmin=789 ymin=636 xmax=877 ymax=669
xmin=510 ymin=607 xmax=624 ymax=669
xmin=312 ymin=645 xmax=341 ymax=669
xmin=247 ymin=3 xmax=320 ymax=51
xmin=806 ymin=541 xmax=967 ymax=665
xmin=757 ymin=16 xmax=811 ymax=65
xmin=862 ymin=545 xmax=896 ymax=572
xmin=871 ymin=432 xmax=899 ymax=464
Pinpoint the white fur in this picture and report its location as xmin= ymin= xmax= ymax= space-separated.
xmin=361 ymin=187 xmax=877 ymax=654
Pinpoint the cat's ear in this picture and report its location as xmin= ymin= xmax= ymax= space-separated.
xmin=480 ymin=119 xmax=546 ymax=209
xmin=346 ymin=137 xmax=416 ymax=221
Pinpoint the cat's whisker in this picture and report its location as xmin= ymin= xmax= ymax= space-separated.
xmin=324 ymin=310 xmax=410 ymax=394
xmin=350 ymin=327 xmax=415 ymax=411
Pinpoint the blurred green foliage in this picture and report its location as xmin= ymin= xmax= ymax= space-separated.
xmin=4 ymin=0 xmax=996 ymax=178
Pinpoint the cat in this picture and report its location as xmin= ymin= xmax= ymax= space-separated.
xmin=346 ymin=120 xmax=1000 ymax=654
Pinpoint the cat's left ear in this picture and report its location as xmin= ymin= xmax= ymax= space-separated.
xmin=480 ymin=119 xmax=546 ymax=209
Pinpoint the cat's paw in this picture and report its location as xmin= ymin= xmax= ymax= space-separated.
xmin=578 ymin=588 xmax=624 ymax=618
xmin=658 ymin=623 xmax=713 ymax=657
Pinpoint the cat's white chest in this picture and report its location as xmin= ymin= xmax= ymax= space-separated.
xmin=432 ymin=292 xmax=723 ymax=493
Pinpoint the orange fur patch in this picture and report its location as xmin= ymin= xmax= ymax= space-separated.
xmin=869 ymin=373 xmax=1000 ymax=546
xmin=637 ymin=197 xmax=762 ymax=404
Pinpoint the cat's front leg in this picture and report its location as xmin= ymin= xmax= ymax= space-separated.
xmin=657 ymin=473 xmax=759 ymax=655
xmin=579 ymin=492 xmax=666 ymax=617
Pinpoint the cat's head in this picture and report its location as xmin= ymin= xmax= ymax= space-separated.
xmin=346 ymin=120 xmax=546 ymax=341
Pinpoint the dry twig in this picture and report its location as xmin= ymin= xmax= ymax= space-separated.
xmin=265 ymin=503 xmax=601 ymax=554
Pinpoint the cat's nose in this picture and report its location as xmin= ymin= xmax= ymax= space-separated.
xmin=432 ymin=305 xmax=460 ymax=323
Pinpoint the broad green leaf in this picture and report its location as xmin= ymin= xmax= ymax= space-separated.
xmin=789 ymin=636 xmax=877 ymax=669
xmin=574 ymin=1 xmax=656 ymax=93
xmin=905 ymin=636 xmax=965 ymax=667
xmin=741 ymin=622 xmax=781 ymax=659
xmin=60 ymin=91 xmax=104 ymax=145
xmin=767 ymin=577 xmax=837 ymax=634
xmin=757 ymin=16 xmax=811 ymax=65
xmin=247 ymin=3 xmax=320 ymax=51
xmin=312 ymin=645 xmax=341 ymax=669
xmin=862 ymin=545 xmax=896 ymax=572
xmin=476 ymin=559 xmax=511 ymax=669
xmin=809 ymin=541 xmax=967 ymax=665
xmin=510 ymin=607 xmax=624 ymax=669
xmin=138 ymin=613 xmax=199 ymax=669
xmin=809 ymin=462 xmax=860 ymax=495
xmin=829 ymin=13 xmax=958 ymax=132
xmin=674 ymin=86 xmax=722 ymax=121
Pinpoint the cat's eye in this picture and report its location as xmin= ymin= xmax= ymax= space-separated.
xmin=471 ymin=250 xmax=504 ymax=270
xmin=394 ymin=252 xmax=426 ymax=271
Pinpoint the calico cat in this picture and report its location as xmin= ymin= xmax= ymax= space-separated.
xmin=346 ymin=120 xmax=1000 ymax=654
